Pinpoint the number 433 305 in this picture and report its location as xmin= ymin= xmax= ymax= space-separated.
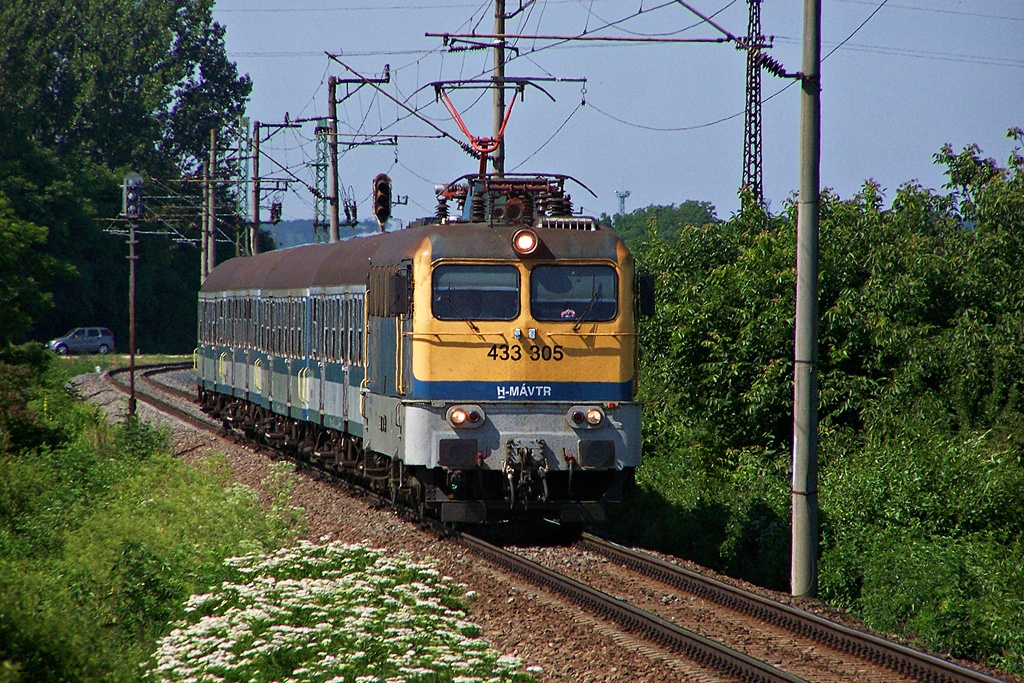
xmin=487 ymin=344 xmax=564 ymax=361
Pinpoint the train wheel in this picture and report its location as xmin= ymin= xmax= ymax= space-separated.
xmin=389 ymin=460 xmax=403 ymax=507
xmin=409 ymin=479 xmax=425 ymax=521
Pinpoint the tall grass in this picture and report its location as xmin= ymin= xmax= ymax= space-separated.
xmin=2 ymin=347 xmax=535 ymax=683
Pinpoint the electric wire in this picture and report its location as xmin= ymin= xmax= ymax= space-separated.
xmin=836 ymin=0 xmax=1024 ymax=23
xmin=586 ymin=0 xmax=895 ymax=133
xmin=509 ymin=98 xmax=583 ymax=171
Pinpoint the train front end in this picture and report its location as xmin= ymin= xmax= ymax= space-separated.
xmin=386 ymin=177 xmax=644 ymax=524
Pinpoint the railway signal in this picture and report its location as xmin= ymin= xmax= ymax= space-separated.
xmin=122 ymin=172 xmax=144 ymax=416
xmin=123 ymin=172 xmax=144 ymax=218
xmin=373 ymin=173 xmax=392 ymax=228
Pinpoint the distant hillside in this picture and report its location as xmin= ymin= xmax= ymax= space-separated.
xmin=268 ymin=219 xmax=384 ymax=249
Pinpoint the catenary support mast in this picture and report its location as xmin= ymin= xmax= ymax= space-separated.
xmin=791 ymin=0 xmax=821 ymax=598
xmin=493 ymin=0 xmax=506 ymax=176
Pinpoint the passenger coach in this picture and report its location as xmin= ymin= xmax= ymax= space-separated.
xmin=197 ymin=173 xmax=649 ymax=523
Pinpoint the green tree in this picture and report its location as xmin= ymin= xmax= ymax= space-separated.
xmin=0 ymin=0 xmax=252 ymax=350
xmin=0 ymin=195 xmax=69 ymax=347
xmin=607 ymin=201 xmax=719 ymax=249
xmin=618 ymin=133 xmax=1024 ymax=671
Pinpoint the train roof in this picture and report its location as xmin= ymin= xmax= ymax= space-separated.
xmin=200 ymin=221 xmax=627 ymax=294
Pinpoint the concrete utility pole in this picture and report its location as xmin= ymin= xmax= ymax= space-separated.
xmin=251 ymin=120 xmax=261 ymax=255
xmin=208 ymin=129 xmax=217 ymax=275
xmin=791 ymin=0 xmax=821 ymax=598
xmin=328 ymin=76 xmax=341 ymax=243
xmin=492 ymin=0 xmax=506 ymax=176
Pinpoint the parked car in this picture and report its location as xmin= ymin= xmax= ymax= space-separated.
xmin=48 ymin=327 xmax=116 ymax=355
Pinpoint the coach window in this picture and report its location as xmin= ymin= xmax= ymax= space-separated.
xmin=275 ymin=301 xmax=283 ymax=355
xmin=246 ymin=298 xmax=254 ymax=349
xmin=292 ymin=299 xmax=299 ymax=357
xmin=432 ymin=264 xmax=519 ymax=321
xmin=531 ymin=265 xmax=618 ymax=322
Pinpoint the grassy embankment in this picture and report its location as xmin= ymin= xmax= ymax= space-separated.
xmin=0 ymin=348 xmax=533 ymax=683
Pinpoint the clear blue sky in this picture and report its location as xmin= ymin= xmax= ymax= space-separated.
xmin=212 ymin=0 xmax=1024 ymax=225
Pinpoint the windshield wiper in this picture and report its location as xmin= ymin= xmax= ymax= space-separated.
xmin=572 ymin=290 xmax=600 ymax=332
xmin=444 ymin=293 xmax=480 ymax=333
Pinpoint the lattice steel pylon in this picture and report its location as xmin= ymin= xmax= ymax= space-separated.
xmin=313 ymin=120 xmax=330 ymax=243
xmin=231 ymin=116 xmax=251 ymax=223
xmin=742 ymin=0 xmax=765 ymax=204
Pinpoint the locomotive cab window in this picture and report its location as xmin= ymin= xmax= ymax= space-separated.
xmin=432 ymin=264 xmax=519 ymax=321
xmin=531 ymin=265 xmax=618 ymax=322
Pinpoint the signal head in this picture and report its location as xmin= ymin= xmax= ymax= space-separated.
xmin=373 ymin=173 xmax=392 ymax=227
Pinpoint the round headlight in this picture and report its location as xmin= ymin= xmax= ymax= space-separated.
xmin=512 ymin=228 xmax=538 ymax=255
xmin=450 ymin=408 xmax=469 ymax=426
xmin=585 ymin=408 xmax=603 ymax=426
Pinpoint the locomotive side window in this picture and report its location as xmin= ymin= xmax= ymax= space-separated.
xmin=432 ymin=265 xmax=519 ymax=321
xmin=531 ymin=265 xmax=618 ymax=322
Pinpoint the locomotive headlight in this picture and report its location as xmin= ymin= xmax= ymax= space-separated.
xmin=585 ymin=408 xmax=604 ymax=426
xmin=447 ymin=404 xmax=485 ymax=429
xmin=511 ymin=228 xmax=539 ymax=255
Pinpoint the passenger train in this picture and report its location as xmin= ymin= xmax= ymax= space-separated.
xmin=197 ymin=172 xmax=651 ymax=524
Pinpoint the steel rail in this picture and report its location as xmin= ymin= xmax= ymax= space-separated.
xmin=107 ymin=363 xmax=215 ymax=433
xmin=580 ymin=534 xmax=1008 ymax=683
xmin=454 ymin=530 xmax=807 ymax=683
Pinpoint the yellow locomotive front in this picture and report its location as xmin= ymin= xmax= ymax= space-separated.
xmin=365 ymin=175 xmax=645 ymax=523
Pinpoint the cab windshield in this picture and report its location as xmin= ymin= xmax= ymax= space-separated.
xmin=530 ymin=265 xmax=617 ymax=322
xmin=432 ymin=264 xmax=520 ymax=320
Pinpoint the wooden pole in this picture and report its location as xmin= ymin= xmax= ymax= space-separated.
xmin=208 ymin=128 xmax=217 ymax=274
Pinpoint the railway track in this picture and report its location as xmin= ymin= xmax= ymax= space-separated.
xmin=106 ymin=363 xmax=1010 ymax=683
xmin=575 ymin=534 xmax=1007 ymax=683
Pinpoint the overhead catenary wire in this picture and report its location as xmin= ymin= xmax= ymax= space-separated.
xmin=585 ymin=0 xmax=899 ymax=134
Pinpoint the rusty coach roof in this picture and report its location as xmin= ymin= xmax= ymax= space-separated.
xmin=201 ymin=233 xmax=390 ymax=293
xmin=201 ymin=221 xmax=625 ymax=294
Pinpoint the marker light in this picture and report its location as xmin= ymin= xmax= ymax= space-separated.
xmin=585 ymin=408 xmax=604 ymax=426
xmin=447 ymin=404 xmax=485 ymax=428
xmin=512 ymin=228 xmax=539 ymax=255
xmin=571 ymin=410 xmax=585 ymax=425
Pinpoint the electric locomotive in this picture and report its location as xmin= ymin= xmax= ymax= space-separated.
xmin=197 ymin=172 xmax=650 ymax=523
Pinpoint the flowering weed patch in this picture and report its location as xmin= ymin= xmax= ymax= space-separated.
xmin=145 ymin=541 xmax=534 ymax=683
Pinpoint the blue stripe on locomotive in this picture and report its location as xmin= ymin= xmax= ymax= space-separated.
xmin=409 ymin=378 xmax=633 ymax=402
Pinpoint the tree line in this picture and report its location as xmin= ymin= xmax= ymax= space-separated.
xmin=0 ymin=0 xmax=250 ymax=352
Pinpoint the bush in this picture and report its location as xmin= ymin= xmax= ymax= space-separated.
xmin=617 ymin=135 xmax=1024 ymax=675
xmin=0 ymin=355 xmax=305 ymax=683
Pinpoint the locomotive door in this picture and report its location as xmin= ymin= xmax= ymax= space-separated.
xmin=391 ymin=264 xmax=412 ymax=396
